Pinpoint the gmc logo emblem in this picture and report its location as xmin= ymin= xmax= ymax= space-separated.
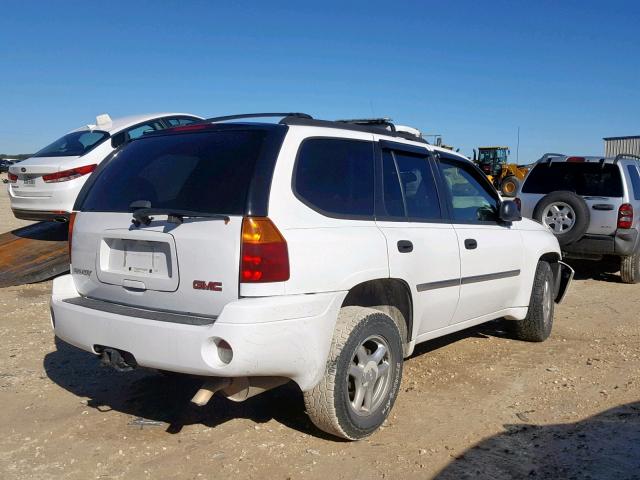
xmin=193 ymin=280 xmax=223 ymax=292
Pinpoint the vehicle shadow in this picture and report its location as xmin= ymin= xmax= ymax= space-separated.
xmin=44 ymin=323 xmax=506 ymax=439
xmin=564 ymin=259 xmax=622 ymax=283
xmin=10 ymin=221 xmax=69 ymax=241
xmin=434 ymin=401 xmax=640 ymax=479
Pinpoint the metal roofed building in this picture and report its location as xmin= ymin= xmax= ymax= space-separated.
xmin=603 ymin=135 xmax=640 ymax=157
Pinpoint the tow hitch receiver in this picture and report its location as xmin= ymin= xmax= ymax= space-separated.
xmin=98 ymin=347 xmax=137 ymax=372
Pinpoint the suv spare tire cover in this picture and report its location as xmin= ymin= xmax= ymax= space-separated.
xmin=532 ymin=191 xmax=590 ymax=246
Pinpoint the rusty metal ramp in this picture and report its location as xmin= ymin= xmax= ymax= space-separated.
xmin=0 ymin=222 xmax=69 ymax=288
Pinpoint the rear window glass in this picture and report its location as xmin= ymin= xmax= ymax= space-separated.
xmin=522 ymin=162 xmax=623 ymax=197
xmin=80 ymin=130 xmax=269 ymax=215
xmin=34 ymin=130 xmax=109 ymax=157
xmin=294 ymin=138 xmax=374 ymax=218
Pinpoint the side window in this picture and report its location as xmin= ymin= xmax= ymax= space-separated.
xmin=381 ymin=151 xmax=405 ymax=217
xmin=394 ymin=152 xmax=441 ymax=220
xmin=439 ymin=158 xmax=499 ymax=223
xmin=166 ymin=117 xmax=198 ymax=127
xmin=627 ymin=164 xmax=640 ymax=201
xmin=295 ymin=138 xmax=374 ymax=218
xmin=126 ymin=121 xmax=164 ymax=140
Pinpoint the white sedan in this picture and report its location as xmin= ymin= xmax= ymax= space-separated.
xmin=7 ymin=112 xmax=202 ymax=222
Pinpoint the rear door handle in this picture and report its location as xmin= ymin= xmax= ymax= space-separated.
xmin=397 ymin=240 xmax=413 ymax=253
xmin=592 ymin=204 xmax=614 ymax=211
xmin=464 ymin=239 xmax=478 ymax=250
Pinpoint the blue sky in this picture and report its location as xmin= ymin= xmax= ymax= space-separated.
xmin=1 ymin=0 xmax=638 ymax=161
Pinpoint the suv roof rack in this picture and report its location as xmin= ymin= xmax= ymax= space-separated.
xmin=202 ymin=112 xmax=313 ymax=123
xmin=613 ymin=153 xmax=640 ymax=163
xmin=193 ymin=112 xmax=428 ymax=144
xmin=335 ymin=117 xmax=396 ymax=132
xmin=537 ymin=153 xmax=566 ymax=164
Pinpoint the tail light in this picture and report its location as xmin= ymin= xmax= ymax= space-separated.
xmin=514 ymin=197 xmax=522 ymax=211
xmin=618 ymin=203 xmax=633 ymax=229
xmin=7 ymin=172 xmax=17 ymax=183
xmin=68 ymin=212 xmax=77 ymax=263
xmin=43 ymin=164 xmax=97 ymax=183
xmin=240 ymin=217 xmax=289 ymax=283
xmin=566 ymin=156 xmax=586 ymax=163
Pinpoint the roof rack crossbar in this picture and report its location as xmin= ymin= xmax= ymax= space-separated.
xmin=201 ymin=112 xmax=313 ymax=124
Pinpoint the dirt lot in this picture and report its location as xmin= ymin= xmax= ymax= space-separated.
xmin=0 ymin=185 xmax=638 ymax=479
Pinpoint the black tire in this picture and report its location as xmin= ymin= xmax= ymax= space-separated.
xmin=620 ymin=253 xmax=640 ymax=284
xmin=500 ymin=176 xmax=520 ymax=197
xmin=511 ymin=261 xmax=555 ymax=342
xmin=532 ymin=191 xmax=590 ymax=246
xmin=304 ymin=306 xmax=403 ymax=440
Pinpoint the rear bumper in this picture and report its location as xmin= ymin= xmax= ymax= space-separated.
xmin=563 ymin=229 xmax=639 ymax=257
xmin=50 ymin=275 xmax=346 ymax=391
xmin=12 ymin=208 xmax=70 ymax=222
xmin=8 ymin=181 xmax=80 ymax=219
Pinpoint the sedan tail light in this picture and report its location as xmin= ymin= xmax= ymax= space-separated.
xmin=43 ymin=164 xmax=97 ymax=183
xmin=618 ymin=203 xmax=633 ymax=229
xmin=7 ymin=172 xmax=17 ymax=183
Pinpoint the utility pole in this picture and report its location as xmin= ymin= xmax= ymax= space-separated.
xmin=516 ymin=126 xmax=520 ymax=164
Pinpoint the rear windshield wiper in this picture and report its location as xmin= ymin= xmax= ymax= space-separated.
xmin=131 ymin=208 xmax=230 ymax=226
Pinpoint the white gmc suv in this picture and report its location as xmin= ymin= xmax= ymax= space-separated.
xmin=50 ymin=113 xmax=573 ymax=440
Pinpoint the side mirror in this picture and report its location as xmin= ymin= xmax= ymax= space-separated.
xmin=499 ymin=200 xmax=522 ymax=222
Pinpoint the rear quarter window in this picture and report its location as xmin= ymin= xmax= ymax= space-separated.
xmin=522 ymin=162 xmax=623 ymax=197
xmin=627 ymin=164 xmax=640 ymax=201
xmin=293 ymin=138 xmax=375 ymax=218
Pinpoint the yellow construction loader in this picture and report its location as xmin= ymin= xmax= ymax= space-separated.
xmin=473 ymin=146 xmax=529 ymax=197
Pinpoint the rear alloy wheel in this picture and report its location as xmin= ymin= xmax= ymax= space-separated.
xmin=304 ymin=306 xmax=403 ymax=440
xmin=511 ymin=261 xmax=555 ymax=342
xmin=620 ymin=253 xmax=640 ymax=284
xmin=500 ymin=176 xmax=520 ymax=197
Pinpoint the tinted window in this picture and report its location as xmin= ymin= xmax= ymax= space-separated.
xmin=295 ymin=139 xmax=374 ymax=217
xmin=33 ymin=130 xmax=109 ymax=157
xmin=522 ymin=163 xmax=623 ymax=197
xmin=381 ymin=151 xmax=405 ymax=217
xmin=439 ymin=159 xmax=499 ymax=223
xmin=395 ymin=153 xmax=441 ymax=220
xmin=127 ymin=121 xmax=164 ymax=140
xmin=81 ymin=130 xmax=270 ymax=215
xmin=166 ymin=117 xmax=198 ymax=127
xmin=382 ymin=151 xmax=441 ymax=220
xmin=627 ymin=165 xmax=640 ymax=201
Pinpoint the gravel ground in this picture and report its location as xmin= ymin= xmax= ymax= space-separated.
xmin=0 ymin=185 xmax=638 ymax=480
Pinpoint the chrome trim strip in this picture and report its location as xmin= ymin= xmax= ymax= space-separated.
xmin=461 ymin=269 xmax=521 ymax=285
xmin=416 ymin=278 xmax=460 ymax=292
xmin=417 ymin=269 xmax=521 ymax=292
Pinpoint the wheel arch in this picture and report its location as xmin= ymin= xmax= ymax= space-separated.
xmin=341 ymin=278 xmax=413 ymax=354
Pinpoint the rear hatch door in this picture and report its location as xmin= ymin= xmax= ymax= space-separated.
xmin=71 ymin=125 xmax=284 ymax=318
xmin=521 ymin=161 xmax=624 ymax=235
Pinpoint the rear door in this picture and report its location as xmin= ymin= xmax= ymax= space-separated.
xmin=436 ymin=154 xmax=523 ymax=324
xmin=72 ymin=127 xmax=281 ymax=317
xmin=375 ymin=141 xmax=461 ymax=336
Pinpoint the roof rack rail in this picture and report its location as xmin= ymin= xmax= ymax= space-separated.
xmin=335 ymin=117 xmax=396 ymax=132
xmin=201 ymin=112 xmax=313 ymax=123
xmin=613 ymin=153 xmax=640 ymax=163
xmin=536 ymin=152 xmax=566 ymax=165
